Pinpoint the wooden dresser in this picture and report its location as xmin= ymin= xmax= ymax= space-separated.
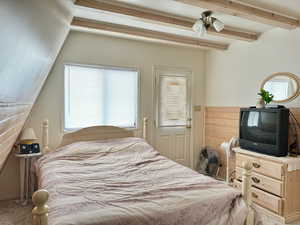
xmin=233 ymin=147 xmax=300 ymax=224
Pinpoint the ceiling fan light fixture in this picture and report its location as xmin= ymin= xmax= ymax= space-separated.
xmin=193 ymin=11 xmax=225 ymax=36
xmin=192 ymin=18 xmax=207 ymax=36
xmin=212 ymin=18 xmax=225 ymax=32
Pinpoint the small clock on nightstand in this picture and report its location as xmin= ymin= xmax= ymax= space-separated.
xmin=17 ymin=128 xmax=41 ymax=154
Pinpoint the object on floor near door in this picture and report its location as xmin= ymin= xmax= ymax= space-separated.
xmin=196 ymin=147 xmax=220 ymax=177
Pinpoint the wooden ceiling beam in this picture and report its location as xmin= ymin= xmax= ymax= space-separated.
xmin=75 ymin=0 xmax=259 ymax=42
xmin=175 ymin=0 xmax=300 ymax=30
xmin=71 ymin=17 xmax=229 ymax=50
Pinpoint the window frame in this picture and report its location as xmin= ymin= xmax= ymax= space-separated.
xmin=63 ymin=63 xmax=141 ymax=133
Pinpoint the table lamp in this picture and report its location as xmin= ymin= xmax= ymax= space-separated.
xmin=20 ymin=128 xmax=38 ymax=144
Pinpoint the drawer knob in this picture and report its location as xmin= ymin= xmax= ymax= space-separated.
xmin=251 ymin=177 xmax=260 ymax=184
xmin=252 ymin=193 xmax=258 ymax=199
xmin=252 ymin=162 xmax=261 ymax=168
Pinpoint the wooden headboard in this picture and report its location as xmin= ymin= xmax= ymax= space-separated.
xmin=60 ymin=126 xmax=134 ymax=147
xmin=42 ymin=118 xmax=149 ymax=152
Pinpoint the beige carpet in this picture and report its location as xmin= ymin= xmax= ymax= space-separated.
xmin=1 ymin=200 xmax=300 ymax=225
xmin=0 ymin=200 xmax=32 ymax=225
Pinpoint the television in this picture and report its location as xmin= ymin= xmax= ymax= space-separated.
xmin=239 ymin=107 xmax=289 ymax=157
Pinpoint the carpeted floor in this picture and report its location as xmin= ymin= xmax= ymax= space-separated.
xmin=0 ymin=200 xmax=32 ymax=225
xmin=1 ymin=200 xmax=300 ymax=225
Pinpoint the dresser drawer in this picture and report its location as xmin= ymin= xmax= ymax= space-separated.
xmin=236 ymin=167 xmax=284 ymax=197
xmin=236 ymin=153 xmax=284 ymax=180
xmin=233 ymin=180 xmax=282 ymax=215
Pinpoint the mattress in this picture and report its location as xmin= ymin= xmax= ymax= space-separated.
xmin=35 ymin=137 xmax=248 ymax=225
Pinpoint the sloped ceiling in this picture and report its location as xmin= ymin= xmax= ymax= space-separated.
xmin=0 ymin=0 xmax=73 ymax=171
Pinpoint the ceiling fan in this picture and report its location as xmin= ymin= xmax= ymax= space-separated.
xmin=193 ymin=11 xmax=225 ymax=36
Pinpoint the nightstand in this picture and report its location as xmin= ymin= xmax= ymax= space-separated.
xmin=15 ymin=152 xmax=42 ymax=205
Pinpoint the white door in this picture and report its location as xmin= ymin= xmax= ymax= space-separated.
xmin=153 ymin=66 xmax=192 ymax=168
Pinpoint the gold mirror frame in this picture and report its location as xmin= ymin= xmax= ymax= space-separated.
xmin=261 ymin=72 xmax=300 ymax=103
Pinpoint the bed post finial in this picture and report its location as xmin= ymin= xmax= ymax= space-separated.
xmin=32 ymin=189 xmax=49 ymax=225
xmin=42 ymin=119 xmax=50 ymax=153
xmin=143 ymin=117 xmax=148 ymax=140
xmin=242 ymin=162 xmax=254 ymax=225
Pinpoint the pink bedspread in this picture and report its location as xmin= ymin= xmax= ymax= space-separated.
xmin=36 ymin=137 xmax=248 ymax=225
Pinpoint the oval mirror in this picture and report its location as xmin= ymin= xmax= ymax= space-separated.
xmin=261 ymin=72 xmax=300 ymax=103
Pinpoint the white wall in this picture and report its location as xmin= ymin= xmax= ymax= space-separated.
xmin=206 ymin=28 xmax=300 ymax=107
xmin=26 ymin=31 xmax=206 ymax=167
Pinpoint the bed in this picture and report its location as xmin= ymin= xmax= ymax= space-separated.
xmin=31 ymin=118 xmax=254 ymax=225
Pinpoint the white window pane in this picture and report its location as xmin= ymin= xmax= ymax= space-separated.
xmin=105 ymin=70 xmax=138 ymax=127
xmin=159 ymin=76 xmax=187 ymax=127
xmin=65 ymin=65 xmax=104 ymax=129
xmin=64 ymin=65 xmax=138 ymax=130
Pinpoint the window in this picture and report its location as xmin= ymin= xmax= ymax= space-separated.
xmin=64 ymin=64 xmax=139 ymax=130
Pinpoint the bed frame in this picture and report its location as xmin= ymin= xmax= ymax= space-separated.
xmin=31 ymin=118 xmax=254 ymax=225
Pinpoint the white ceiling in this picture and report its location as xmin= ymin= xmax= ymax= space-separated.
xmin=72 ymin=0 xmax=300 ymax=48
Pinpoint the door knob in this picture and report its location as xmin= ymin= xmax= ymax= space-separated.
xmin=186 ymin=118 xmax=192 ymax=128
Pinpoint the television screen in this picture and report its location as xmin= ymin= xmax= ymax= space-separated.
xmin=240 ymin=111 xmax=277 ymax=146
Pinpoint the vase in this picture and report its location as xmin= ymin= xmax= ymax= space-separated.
xmin=256 ymin=97 xmax=265 ymax=108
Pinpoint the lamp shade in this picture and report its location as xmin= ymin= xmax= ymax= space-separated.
xmin=20 ymin=128 xmax=38 ymax=143
xmin=192 ymin=18 xmax=207 ymax=36
xmin=212 ymin=18 xmax=225 ymax=32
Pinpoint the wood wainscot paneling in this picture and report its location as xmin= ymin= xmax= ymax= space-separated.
xmin=204 ymin=107 xmax=300 ymax=179
xmin=204 ymin=107 xmax=240 ymax=178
